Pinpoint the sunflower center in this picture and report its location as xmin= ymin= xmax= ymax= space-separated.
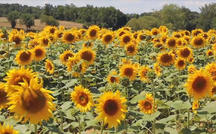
xmin=127 ymin=45 xmax=135 ymax=53
xmin=178 ymin=60 xmax=185 ymax=67
xmin=143 ymin=100 xmax=152 ymax=110
xmin=79 ymin=93 xmax=89 ymax=106
xmin=123 ymin=36 xmax=130 ymax=44
xmin=181 ymin=48 xmax=190 ymax=58
xmin=110 ymin=76 xmax=116 ymax=83
xmin=124 ymin=67 xmax=133 ymax=77
xmin=14 ymin=37 xmax=21 ymax=45
xmin=66 ymin=34 xmax=74 ymax=42
xmin=81 ymin=51 xmax=93 ymax=62
xmin=160 ymin=54 xmax=172 ymax=63
xmin=20 ymin=51 xmax=31 ymax=62
xmin=21 ymin=90 xmax=46 ymax=113
xmin=35 ymin=49 xmax=43 ymax=57
xmin=139 ymin=35 xmax=146 ymax=40
xmin=47 ymin=62 xmax=53 ymax=70
xmin=64 ymin=53 xmax=73 ymax=62
xmin=58 ymin=33 xmax=63 ymax=38
xmin=104 ymin=99 xmax=118 ymax=116
xmin=194 ymin=38 xmax=204 ymax=46
xmin=142 ymin=70 xmax=147 ymax=77
xmin=192 ymin=76 xmax=207 ymax=93
xmin=212 ymin=86 xmax=216 ymax=94
xmin=208 ymin=51 xmax=213 ymax=56
xmin=168 ymin=39 xmax=176 ymax=47
xmin=50 ymin=28 xmax=55 ymax=34
xmin=0 ymin=90 xmax=7 ymax=104
xmin=43 ymin=38 xmax=49 ymax=46
xmin=104 ymin=35 xmax=112 ymax=43
xmin=90 ymin=30 xmax=97 ymax=37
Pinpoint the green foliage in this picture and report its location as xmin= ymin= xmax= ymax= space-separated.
xmin=40 ymin=14 xmax=59 ymax=26
xmin=7 ymin=11 xmax=19 ymax=28
xmin=20 ymin=13 xmax=35 ymax=29
xmin=126 ymin=15 xmax=160 ymax=30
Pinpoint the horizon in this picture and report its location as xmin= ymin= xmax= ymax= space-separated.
xmin=0 ymin=0 xmax=215 ymax=14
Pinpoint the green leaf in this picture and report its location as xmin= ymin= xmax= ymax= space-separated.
xmin=130 ymin=91 xmax=146 ymax=104
xmin=63 ymin=79 xmax=78 ymax=89
xmin=142 ymin=111 xmax=160 ymax=121
xmin=166 ymin=100 xmax=191 ymax=110
xmin=202 ymin=101 xmax=216 ymax=113
xmin=61 ymin=101 xmax=72 ymax=111
xmin=157 ymin=115 xmax=176 ymax=124
xmin=165 ymin=127 xmax=178 ymax=134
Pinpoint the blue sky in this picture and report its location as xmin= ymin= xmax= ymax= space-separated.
xmin=0 ymin=0 xmax=215 ymax=14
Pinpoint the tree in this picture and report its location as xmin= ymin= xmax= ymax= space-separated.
xmin=7 ymin=11 xmax=19 ymax=28
xmin=40 ymin=15 xmax=59 ymax=26
xmin=198 ymin=3 xmax=216 ymax=30
xmin=20 ymin=13 xmax=35 ymax=30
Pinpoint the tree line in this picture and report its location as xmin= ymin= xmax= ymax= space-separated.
xmin=0 ymin=3 xmax=128 ymax=30
xmin=127 ymin=4 xmax=216 ymax=31
xmin=1 ymin=3 xmax=216 ymax=31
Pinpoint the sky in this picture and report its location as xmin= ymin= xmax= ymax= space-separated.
xmin=0 ymin=0 xmax=215 ymax=14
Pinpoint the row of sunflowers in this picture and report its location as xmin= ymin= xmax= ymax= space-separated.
xmin=0 ymin=25 xmax=216 ymax=133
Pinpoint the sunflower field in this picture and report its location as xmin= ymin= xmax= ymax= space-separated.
xmin=0 ymin=25 xmax=216 ymax=134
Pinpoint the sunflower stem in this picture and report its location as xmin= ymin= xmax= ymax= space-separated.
xmin=78 ymin=115 xmax=82 ymax=134
xmin=152 ymin=119 xmax=156 ymax=134
xmin=34 ymin=124 xmax=38 ymax=134
xmin=100 ymin=121 xmax=104 ymax=134
xmin=187 ymin=97 xmax=191 ymax=128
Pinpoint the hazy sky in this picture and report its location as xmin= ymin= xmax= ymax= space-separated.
xmin=0 ymin=0 xmax=215 ymax=14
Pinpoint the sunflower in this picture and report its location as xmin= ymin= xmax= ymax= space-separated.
xmin=185 ymin=69 xmax=214 ymax=99
xmin=45 ymin=59 xmax=55 ymax=74
xmin=139 ymin=66 xmax=150 ymax=82
xmin=187 ymin=64 xmax=197 ymax=74
xmin=119 ymin=62 xmax=138 ymax=81
xmin=192 ymin=99 xmax=199 ymax=114
xmin=138 ymin=93 xmax=156 ymax=114
xmin=96 ymin=90 xmax=127 ymax=128
xmin=206 ymin=49 xmax=214 ymax=57
xmin=66 ymin=56 xmax=80 ymax=72
xmin=86 ymin=25 xmax=100 ymax=40
xmin=39 ymin=37 xmax=50 ymax=47
xmin=160 ymin=34 xmax=168 ymax=44
xmin=107 ymin=70 xmax=120 ymax=84
xmin=59 ymin=50 xmax=74 ymax=65
xmin=28 ymin=39 xmax=40 ymax=49
xmin=211 ymin=83 xmax=216 ymax=96
xmin=159 ymin=25 xmax=168 ymax=33
xmin=78 ymin=48 xmax=96 ymax=65
xmin=191 ymin=36 xmax=206 ymax=48
xmin=72 ymin=63 xmax=87 ymax=77
xmin=71 ymin=85 xmax=93 ymax=112
xmin=4 ymin=68 xmax=37 ymax=92
xmin=192 ymin=29 xmax=203 ymax=37
xmin=8 ymin=78 xmax=55 ymax=124
xmin=0 ymin=83 xmax=9 ymax=110
xmin=154 ymin=42 xmax=164 ymax=50
xmin=102 ymin=32 xmax=114 ymax=45
xmin=175 ymin=57 xmax=186 ymax=70
xmin=15 ymin=50 xmax=34 ymax=66
xmin=205 ymin=62 xmax=216 ymax=81
xmin=166 ymin=37 xmax=177 ymax=49
xmin=151 ymin=28 xmax=160 ymax=36
xmin=120 ymin=33 xmax=132 ymax=47
xmin=55 ymin=30 xmax=63 ymax=39
xmin=154 ymin=63 xmax=161 ymax=77
xmin=0 ymin=124 xmax=19 ymax=134
xmin=82 ymin=42 xmax=94 ymax=48
xmin=137 ymin=32 xmax=146 ymax=42
xmin=9 ymin=34 xmax=24 ymax=47
xmin=62 ymin=31 xmax=77 ymax=44
xmin=32 ymin=45 xmax=46 ymax=62
xmin=177 ymin=47 xmax=193 ymax=61
xmin=157 ymin=52 xmax=175 ymax=66
xmin=125 ymin=43 xmax=138 ymax=56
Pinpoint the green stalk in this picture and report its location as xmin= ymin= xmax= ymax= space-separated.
xmin=34 ymin=124 xmax=38 ymax=134
xmin=100 ymin=121 xmax=104 ymax=134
